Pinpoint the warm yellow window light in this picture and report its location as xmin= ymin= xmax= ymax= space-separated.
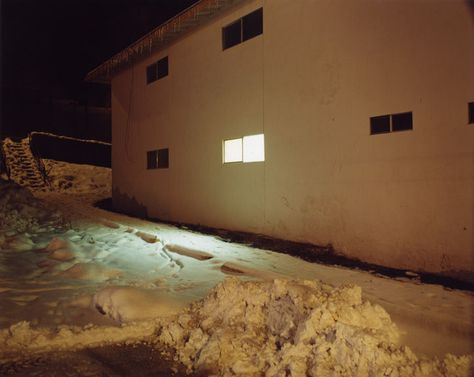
xmin=243 ymin=134 xmax=264 ymax=163
xmin=223 ymin=138 xmax=243 ymax=163
xmin=223 ymin=134 xmax=265 ymax=164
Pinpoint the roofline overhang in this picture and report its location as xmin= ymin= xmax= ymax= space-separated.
xmin=85 ymin=0 xmax=245 ymax=84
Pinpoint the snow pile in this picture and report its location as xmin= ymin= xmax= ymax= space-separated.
xmin=0 ymin=179 xmax=63 ymax=243
xmin=0 ymin=320 xmax=158 ymax=358
xmin=93 ymin=286 xmax=185 ymax=323
xmin=158 ymin=278 xmax=473 ymax=377
xmin=43 ymin=159 xmax=110 ymax=196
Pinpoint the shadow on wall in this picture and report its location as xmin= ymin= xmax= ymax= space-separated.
xmin=112 ymin=187 xmax=148 ymax=219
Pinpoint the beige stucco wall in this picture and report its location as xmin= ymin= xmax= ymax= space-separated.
xmin=112 ymin=0 xmax=474 ymax=275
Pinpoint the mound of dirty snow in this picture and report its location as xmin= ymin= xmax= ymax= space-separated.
xmin=93 ymin=286 xmax=185 ymax=323
xmin=158 ymin=278 xmax=473 ymax=377
xmin=0 ymin=320 xmax=159 ymax=359
xmin=0 ymin=179 xmax=63 ymax=244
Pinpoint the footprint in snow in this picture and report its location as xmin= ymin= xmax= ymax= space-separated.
xmin=164 ymin=243 xmax=214 ymax=261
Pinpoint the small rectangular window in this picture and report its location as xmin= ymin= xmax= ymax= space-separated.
xmin=370 ymin=115 xmax=390 ymax=135
xmin=223 ymin=134 xmax=264 ymax=164
xmin=243 ymin=134 xmax=264 ymax=162
xmin=157 ymin=56 xmax=168 ymax=80
xmin=370 ymin=112 xmax=413 ymax=135
xmin=392 ymin=112 xmax=413 ymax=132
xmin=146 ymin=64 xmax=157 ymax=84
xmin=242 ymin=8 xmax=263 ymax=42
xmin=147 ymin=148 xmax=169 ymax=169
xmin=222 ymin=8 xmax=263 ymax=50
xmin=147 ymin=150 xmax=158 ymax=169
xmin=469 ymin=102 xmax=474 ymax=124
xmin=223 ymin=20 xmax=242 ymax=50
xmin=146 ymin=56 xmax=168 ymax=84
xmin=223 ymin=138 xmax=243 ymax=163
xmin=157 ymin=148 xmax=169 ymax=168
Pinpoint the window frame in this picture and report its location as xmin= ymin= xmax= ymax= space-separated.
xmin=370 ymin=111 xmax=413 ymax=135
xmin=147 ymin=148 xmax=169 ymax=169
xmin=223 ymin=133 xmax=265 ymax=164
xmin=222 ymin=19 xmax=242 ymax=50
xmin=146 ymin=56 xmax=169 ymax=85
xmin=242 ymin=7 xmax=263 ymax=42
xmin=222 ymin=8 xmax=263 ymax=51
xmin=223 ymin=138 xmax=243 ymax=163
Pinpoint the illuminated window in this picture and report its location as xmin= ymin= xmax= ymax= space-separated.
xmin=223 ymin=134 xmax=264 ymax=164
xmin=222 ymin=8 xmax=263 ymax=50
xmin=243 ymin=134 xmax=264 ymax=162
xmin=370 ymin=112 xmax=413 ymax=135
xmin=223 ymin=138 xmax=243 ymax=163
xmin=147 ymin=148 xmax=169 ymax=169
xmin=469 ymin=102 xmax=474 ymax=124
xmin=146 ymin=56 xmax=168 ymax=84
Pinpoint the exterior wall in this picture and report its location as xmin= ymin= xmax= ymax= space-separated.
xmin=112 ymin=0 xmax=474 ymax=275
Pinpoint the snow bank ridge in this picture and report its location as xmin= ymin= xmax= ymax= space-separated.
xmin=158 ymin=278 xmax=473 ymax=377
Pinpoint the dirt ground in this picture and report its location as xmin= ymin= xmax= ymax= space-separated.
xmin=0 ymin=342 xmax=206 ymax=377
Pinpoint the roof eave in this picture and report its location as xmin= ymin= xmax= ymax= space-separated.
xmin=85 ymin=0 xmax=245 ymax=84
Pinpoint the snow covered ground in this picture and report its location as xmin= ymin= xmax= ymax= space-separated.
xmin=0 ymin=158 xmax=472 ymax=376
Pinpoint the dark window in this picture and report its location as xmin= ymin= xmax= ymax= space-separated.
xmin=146 ymin=64 xmax=157 ymax=84
xmin=392 ymin=112 xmax=413 ymax=132
xmin=223 ymin=20 xmax=242 ymax=50
xmin=370 ymin=112 xmax=413 ymax=135
xmin=157 ymin=148 xmax=169 ymax=169
xmin=157 ymin=57 xmax=168 ymax=80
xmin=147 ymin=150 xmax=158 ymax=169
xmin=370 ymin=115 xmax=391 ymax=135
xmin=146 ymin=56 xmax=168 ymax=84
xmin=147 ymin=149 xmax=169 ymax=169
xmin=469 ymin=102 xmax=474 ymax=124
xmin=243 ymin=8 xmax=263 ymax=42
xmin=222 ymin=8 xmax=263 ymax=50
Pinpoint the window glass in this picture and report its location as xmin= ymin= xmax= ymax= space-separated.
xmin=147 ymin=150 xmax=158 ymax=169
xmin=146 ymin=64 xmax=157 ymax=84
xmin=243 ymin=134 xmax=265 ymax=162
xmin=157 ymin=148 xmax=169 ymax=168
xmin=157 ymin=57 xmax=168 ymax=79
xmin=222 ymin=20 xmax=242 ymax=50
xmin=224 ymin=138 xmax=243 ymax=163
xmin=468 ymin=102 xmax=474 ymax=124
xmin=392 ymin=112 xmax=413 ymax=132
xmin=370 ymin=115 xmax=390 ymax=135
xmin=243 ymin=8 xmax=263 ymax=42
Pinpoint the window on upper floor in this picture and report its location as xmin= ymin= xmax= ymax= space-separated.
xmin=370 ymin=112 xmax=413 ymax=135
xmin=468 ymin=102 xmax=474 ymax=124
xmin=146 ymin=56 xmax=168 ymax=84
xmin=222 ymin=8 xmax=263 ymax=50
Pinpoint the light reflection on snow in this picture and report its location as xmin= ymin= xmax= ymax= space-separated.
xmin=0 ymin=160 xmax=473 ymax=366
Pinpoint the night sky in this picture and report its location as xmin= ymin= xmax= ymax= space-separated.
xmin=1 ymin=0 xmax=198 ymax=138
